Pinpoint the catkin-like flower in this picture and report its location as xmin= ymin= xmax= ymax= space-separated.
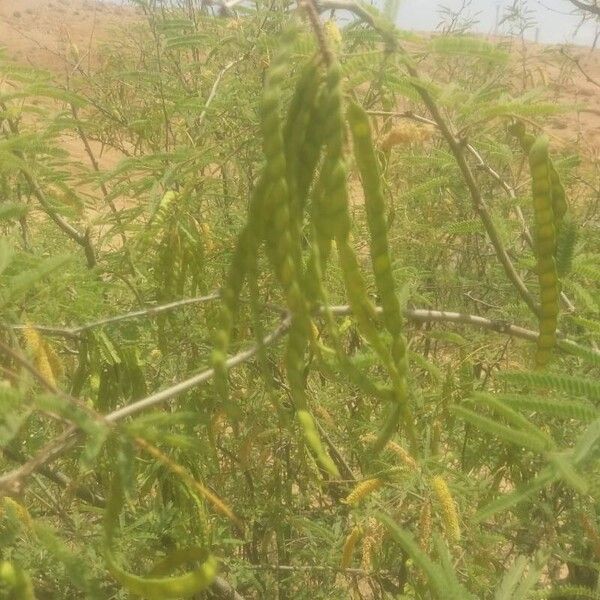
xmin=340 ymin=525 xmax=362 ymax=568
xmin=2 ymin=497 xmax=33 ymax=530
xmin=323 ymin=20 xmax=342 ymax=50
xmin=361 ymin=517 xmax=382 ymax=571
xmin=431 ymin=476 xmax=461 ymax=542
xmin=343 ymin=478 xmax=384 ymax=506
xmin=22 ymin=325 xmax=56 ymax=387
xmin=380 ymin=123 xmax=433 ymax=151
xmin=419 ymin=500 xmax=432 ymax=551
xmin=360 ymin=434 xmax=418 ymax=470
xmin=386 ymin=441 xmax=418 ymax=471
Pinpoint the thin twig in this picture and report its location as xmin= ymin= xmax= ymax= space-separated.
xmin=1 ymin=292 xmax=220 ymax=339
xmin=197 ymin=57 xmax=245 ymax=130
xmin=302 ymin=0 xmax=332 ymax=66
xmin=105 ymin=315 xmax=292 ymax=422
xmin=2 ymin=300 xmax=597 ymax=496
xmin=465 ymin=142 xmax=575 ymax=312
xmin=559 ymin=47 xmax=600 ymax=88
xmin=211 ymin=577 xmax=247 ymax=600
xmin=0 ymin=103 xmax=96 ymax=268
xmin=1 ymin=446 xmax=105 ymax=507
xmin=567 ymin=0 xmax=600 ymax=17
xmin=405 ymin=66 xmax=540 ymax=317
xmin=366 ymin=107 xmax=576 ymax=313
xmin=366 ymin=109 xmax=437 ymax=127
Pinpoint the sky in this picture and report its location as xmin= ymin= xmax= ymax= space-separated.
xmin=102 ymin=0 xmax=600 ymax=46
xmin=393 ymin=0 xmax=599 ymax=45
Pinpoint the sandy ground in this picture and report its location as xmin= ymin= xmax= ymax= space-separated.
xmin=1 ymin=0 xmax=142 ymax=180
xmin=0 ymin=0 xmax=135 ymax=72
xmin=1 ymin=0 xmax=599 ymax=158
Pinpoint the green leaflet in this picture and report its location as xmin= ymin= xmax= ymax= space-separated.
xmin=375 ymin=513 xmax=476 ymax=600
xmin=452 ymin=405 xmax=551 ymax=452
xmin=546 ymin=452 xmax=588 ymax=494
xmin=531 ymin=585 xmax=600 ymax=599
xmin=555 ymin=218 xmax=577 ymax=277
xmin=475 ymin=468 xmax=557 ymax=522
xmin=469 ymin=392 xmax=556 ymax=447
xmin=428 ymin=35 xmax=509 ymax=63
xmin=499 ymin=371 xmax=600 ymax=402
xmin=103 ymin=475 xmax=217 ymax=599
xmin=494 ymin=393 xmax=598 ymax=422
xmin=494 ymin=553 xmax=545 ymax=600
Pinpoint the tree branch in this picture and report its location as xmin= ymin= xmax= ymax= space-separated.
xmin=105 ymin=315 xmax=292 ymax=422
xmin=567 ymin=0 xmax=600 ymax=17
xmin=1 ymin=292 xmax=221 ymax=339
xmin=2 ymin=297 xmax=597 ymax=498
xmin=404 ymin=67 xmax=539 ymax=317
xmin=366 ymin=110 xmax=575 ymax=313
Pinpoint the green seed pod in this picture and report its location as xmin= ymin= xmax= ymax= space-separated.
xmin=536 ymin=222 xmax=555 ymax=240
xmin=535 ymin=207 xmax=554 ymax=226
xmin=535 ymin=349 xmax=552 ymax=367
xmin=347 ymin=102 xmax=403 ymax=338
xmin=104 ymin=475 xmax=217 ymax=599
xmin=346 ymin=101 xmax=413 ymax=452
xmin=540 ymin=303 xmax=559 ymax=319
xmin=211 ymin=177 xmax=269 ymax=410
xmin=529 ymin=135 xmax=560 ymax=368
xmin=539 ymin=319 xmax=557 ymax=335
xmin=297 ymin=409 xmax=340 ymax=477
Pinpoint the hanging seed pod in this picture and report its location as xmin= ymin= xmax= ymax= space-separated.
xmin=296 ymin=409 xmax=339 ymax=477
xmin=529 ymin=136 xmax=560 ymax=368
xmin=347 ymin=101 xmax=413 ymax=450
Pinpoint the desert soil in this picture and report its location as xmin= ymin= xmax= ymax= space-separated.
xmin=1 ymin=0 xmax=599 ymax=157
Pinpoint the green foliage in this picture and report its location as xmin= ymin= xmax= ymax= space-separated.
xmin=0 ymin=1 xmax=599 ymax=598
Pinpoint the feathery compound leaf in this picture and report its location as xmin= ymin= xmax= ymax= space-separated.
xmin=469 ymin=393 xmax=556 ymax=446
xmin=442 ymin=219 xmax=484 ymax=235
xmin=428 ymin=36 xmax=509 ymax=63
xmin=495 ymin=393 xmax=598 ymax=422
xmin=475 ymin=468 xmax=557 ymax=522
xmin=571 ymin=417 xmax=600 ymax=464
xmin=546 ymin=452 xmax=588 ymax=494
xmin=452 ymin=405 xmax=551 ymax=452
xmin=558 ymin=339 xmax=600 ymax=368
xmin=499 ymin=371 xmax=600 ymax=402
xmin=570 ymin=316 xmax=600 ymax=338
xmin=0 ymin=202 xmax=27 ymax=221
xmin=375 ymin=512 xmax=474 ymax=599
xmin=531 ymin=585 xmax=600 ymax=599
xmin=494 ymin=556 xmax=528 ymax=600
xmin=555 ymin=218 xmax=577 ymax=277
xmin=495 ymin=553 xmax=546 ymax=600
xmin=2 ymin=254 xmax=71 ymax=308
xmin=103 ymin=474 xmax=217 ymax=599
